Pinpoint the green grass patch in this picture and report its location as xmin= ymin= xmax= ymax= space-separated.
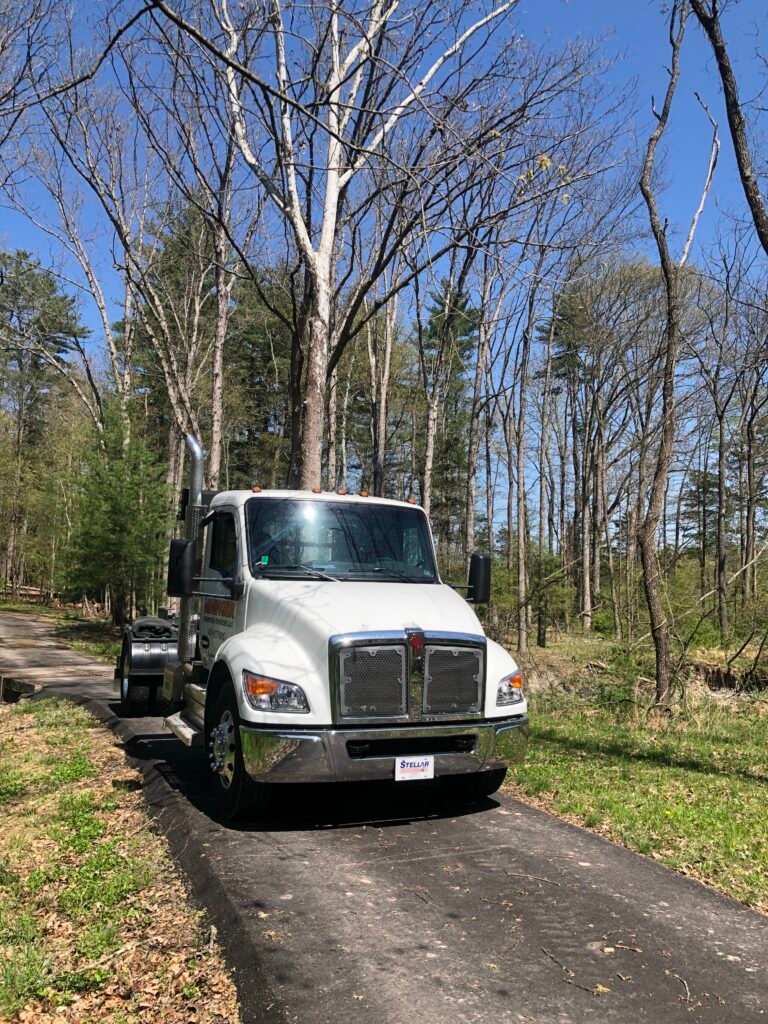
xmin=508 ymin=689 xmax=768 ymax=911
xmin=0 ymin=695 xmax=240 ymax=1021
xmin=47 ymin=751 xmax=97 ymax=785
xmin=0 ymin=698 xmax=156 ymax=1015
xmin=18 ymin=695 xmax=95 ymax=731
xmin=0 ymin=599 xmax=57 ymax=616
xmin=58 ymin=841 xmax=152 ymax=919
xmin=0 ymin=946 xmax=53 ymax=1018
xmin=0 ymin=771 xmax=29 ymax=805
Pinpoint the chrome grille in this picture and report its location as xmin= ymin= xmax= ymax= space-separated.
xmin=423 ymin=645 xmax=483 ymax=716
xmin=339 ymin=645 xmax=407 ymax=718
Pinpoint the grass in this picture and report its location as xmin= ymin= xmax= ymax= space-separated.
xmin=53 ymin=618 xmax=122 ymax=664
xmin=0 ymin=696 xmax=240 ymax=1023
xmin=507 ymin=684 xmax=768 ymax=913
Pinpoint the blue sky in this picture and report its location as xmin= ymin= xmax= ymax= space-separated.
xmin=2 ymin=0 xmax=767 ymax=338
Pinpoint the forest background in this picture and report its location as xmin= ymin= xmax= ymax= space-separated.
xmin=3 ymin=0 xmax=768 ymax=708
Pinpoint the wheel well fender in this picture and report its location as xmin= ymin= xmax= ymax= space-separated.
xmin=204 ymin=661 xmax=234 ymax=735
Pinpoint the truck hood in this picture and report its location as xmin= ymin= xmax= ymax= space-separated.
xmin=245 ymin=579 xmax=483 ymax=644
xmin=219 ymin=578 xmax=520 ymax=725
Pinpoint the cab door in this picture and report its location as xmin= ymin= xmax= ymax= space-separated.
xmin=199 ymin=507 xmax=245 ymax=670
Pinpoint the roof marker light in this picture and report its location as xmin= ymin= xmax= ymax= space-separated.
xmin=312 ymin=487 xmax=322 ymax=494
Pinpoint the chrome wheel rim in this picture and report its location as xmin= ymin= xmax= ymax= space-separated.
xmin=121 ymin=670 xmax=129 ymax=702
xmin=210 ymin=710 xmax=236 ymax=789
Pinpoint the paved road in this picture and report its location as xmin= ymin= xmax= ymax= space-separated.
xmin=1 ymin=610 xmax=766 ymax=1023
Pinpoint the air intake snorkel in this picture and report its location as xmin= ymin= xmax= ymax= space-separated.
xmin=177 ymin=434 xmax=205 ymax=673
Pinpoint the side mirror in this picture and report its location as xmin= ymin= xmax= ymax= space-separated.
xmin=467 ymin=552 xmax=491 ymax=604
xmin=227 ymin=575 xmax=245 ymax=600
xmin=167 ymin=538 xmax=196 ymax=598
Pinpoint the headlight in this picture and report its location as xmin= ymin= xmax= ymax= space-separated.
xmin=496 ymin=671 xmax=524 ymax=706
xmin=243 ymin=670 xmax=310 ymax=713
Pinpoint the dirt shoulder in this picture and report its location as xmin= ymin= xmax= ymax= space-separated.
xmin=0 ymin=696 xmax=240 ymax=1024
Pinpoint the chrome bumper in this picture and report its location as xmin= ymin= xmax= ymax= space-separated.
xmin=239 ymin=716 xmax=528 ymax=784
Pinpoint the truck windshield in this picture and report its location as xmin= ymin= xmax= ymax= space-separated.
xmin=245 ymin=498 xmax=438 ymax=582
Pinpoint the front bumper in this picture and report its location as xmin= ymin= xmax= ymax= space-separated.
xmin=239 ymin=715 xmax=529 ymax=783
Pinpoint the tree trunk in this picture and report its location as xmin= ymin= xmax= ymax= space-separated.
xmin=423 ymin=395 xmax=439 ymax=518
xmin=299 ymin=282 xmax=330 ymax=489
xmin=745 ymin=405 xmax=757 ymax=603
xmin=592 ymin=432 xmax=604 ymax=609
xmin=515 ymin=317 xmax=532 ymax=655
xmin=716 ymin=409 xmax=728 ymax=639
xmin=581 ymin=487 xmax=592 ymax=632
xmin=637 ymin=1 xmax=692 ymax=706
xmin=327 ymin=367 xmax=338 ymax=490
xmin=369 ymin=299 xmax=395 ymax=497
xmin=536 ymin=308 xmax=554 ymax=647
xmin=166 ymin=421 xmax=186 ymax=504
xmin=517 ymin=470 xmax=528 ymax=654
xmin=340 ymin=368 xmax=352 ymax=488
xmin=207 ymin=233 xmax=230 ymax=489
xmin=465 ymin=313 xmax=489 ymax=572
xmin=484 ymin=365 xmax=495 ymax=556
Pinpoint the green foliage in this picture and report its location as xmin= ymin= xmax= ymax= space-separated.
xmin=529 ymin=545 xmax=572 ymax=641
xmin=419 ymin=285 xmax=479 ymax=567
xmin=70 ymin=426 xmax=169 ymax=623
xmin=224 ymin=273 xmax=294 ymax=488
xmin=0 ymin=250 xmax=92 ymax=599
xmin=590 ymin=609 xmax=614 ymax=636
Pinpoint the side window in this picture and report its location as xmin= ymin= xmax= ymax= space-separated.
xmin=209 ymin=513 xmax=238 ymax=577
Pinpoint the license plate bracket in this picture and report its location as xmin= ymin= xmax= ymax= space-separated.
xmin=394 ymin=755 xmax=435 ymax=781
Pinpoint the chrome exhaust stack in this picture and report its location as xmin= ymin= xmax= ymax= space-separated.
xmin=177 ymin=434 xmax=205 ymax=673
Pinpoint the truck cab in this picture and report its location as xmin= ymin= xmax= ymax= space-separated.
xmin=125 ymin=436 xmax=528 ymax=818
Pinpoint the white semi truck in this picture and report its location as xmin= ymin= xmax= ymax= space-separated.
xmin=117 ymin=435 xmax=528 ymax=818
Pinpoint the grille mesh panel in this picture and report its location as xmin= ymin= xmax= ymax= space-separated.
xmin=423 ymin=646 xmax=483 ymax=716
xmin=339 ymin=645 xmax=407 ymax=718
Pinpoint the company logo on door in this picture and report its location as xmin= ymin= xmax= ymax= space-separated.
xmin=203 ymin=598 xmax=236 ymax=624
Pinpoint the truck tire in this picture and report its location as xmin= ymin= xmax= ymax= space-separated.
xmin=442 ymin=768 xmax=507 ymax=802
xmin=208 ymin=682 xmax=272 ymax=820
xmin=118 ymin=640 xmax=156 ymax=716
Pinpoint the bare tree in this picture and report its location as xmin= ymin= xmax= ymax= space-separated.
xmin=638 ymin=0 xmax=719 ymax=704
xmin=149 ymin=0 xmax=614 ymax=491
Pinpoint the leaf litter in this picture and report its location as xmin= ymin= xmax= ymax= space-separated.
xmin=0 ymin=698 xmax=240 ymax=1023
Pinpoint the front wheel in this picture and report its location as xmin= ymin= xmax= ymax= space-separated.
xmin=442 ymin=768 xmax=507 ymax=802
xmin=208 ymin=682 xmax=272 ymax=820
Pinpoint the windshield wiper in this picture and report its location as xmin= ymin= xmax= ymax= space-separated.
xmin=347 ymin=566 xmax=421 ymax=582
xmin=279 ymin=564 xmax=338 ymax=581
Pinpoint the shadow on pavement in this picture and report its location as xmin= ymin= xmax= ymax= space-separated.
xmin=107 ymin=700 xmax=501 ymax=834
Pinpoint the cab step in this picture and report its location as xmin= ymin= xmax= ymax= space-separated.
xmin=164 ymin=711 xmax=203 ymax=747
